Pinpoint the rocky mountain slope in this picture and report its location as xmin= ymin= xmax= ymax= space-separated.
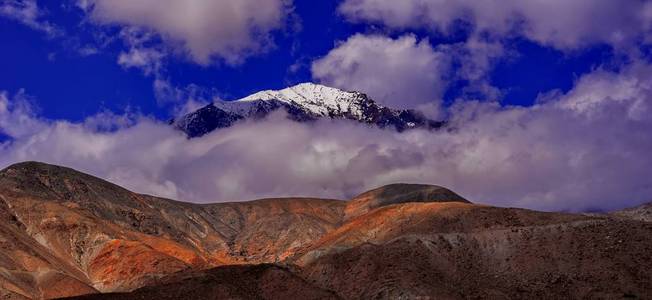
xmin=294 ymin=202 xmax=652 ymax=299
xmin=612 ymin=202 xmax=652 ymax=222
xmin=0 ymin=161 xmax=650 ymax=299
xmin=0 ymin=162 xmax=346 ymax=297
xmin=172 ymin=83 xmax=444 ymax=137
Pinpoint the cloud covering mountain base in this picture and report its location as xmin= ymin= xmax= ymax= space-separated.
xmin=1 ymin=62 xmax=651 ymax=212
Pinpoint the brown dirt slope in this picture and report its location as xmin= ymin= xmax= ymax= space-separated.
xmin=61 ymin=200 xmax=652 ymax=300
xmin=0 ymin=161 xmax=651 ymax=299
xmin=294 ymin=202 xmax=652 ymax=299
xmin=0 ymin=186 xmax=98 ymax=299
xmin=0 ymin=161 xmax=345 ymax=296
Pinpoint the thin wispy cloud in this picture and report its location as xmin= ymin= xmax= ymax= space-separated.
xmin=0 ymin=0 xmax=61 ymax=37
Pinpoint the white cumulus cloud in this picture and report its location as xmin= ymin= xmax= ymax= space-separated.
xmin=311 ymin=34 xmax=504 ymax=113
xmin=339 ymin=0 xmax=652 ymax=50
xmin=79 ymin=0 xmax=292 ymax=65
xmin=311 ymin=34 xmax=450 ymax=111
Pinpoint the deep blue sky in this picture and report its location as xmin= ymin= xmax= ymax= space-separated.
xmin=0 ymin=1 xmax=615 ymax=122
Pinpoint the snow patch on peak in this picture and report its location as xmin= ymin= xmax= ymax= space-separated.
xmin=225 ymin=83 xmax=371 ymax=117
xmin=238 ymin=83 xmax=349 ymax=102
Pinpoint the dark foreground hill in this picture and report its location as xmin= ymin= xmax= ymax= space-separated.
xmin=0 ymin=162 xmax=649 ymax=299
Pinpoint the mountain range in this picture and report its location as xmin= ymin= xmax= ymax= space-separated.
xmin=0 ymin=162 xmax=650 ymax=299
xmin=172 ymin=83 xmax=444 ymax=137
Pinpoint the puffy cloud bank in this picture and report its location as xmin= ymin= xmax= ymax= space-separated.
xmin=312 ymin=34 xmax=450 ymax=110
xmin=339 ymin=0 xmax=652 ymax=50
xmin=311 ymin=34 xmax=504 ymax=111
xmin=78 ymin=0 xmax=291 ymax=64
xmin=2 ymin=62 xmax=652 ymax=212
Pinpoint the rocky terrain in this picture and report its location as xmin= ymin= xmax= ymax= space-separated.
xmin=612 ymin=202 xmax=652 ymax=222
xmin=0 ymin=162 xmax=650 ymax=299
xmin=172 ymin=83 xmax=444 ymax=137
xmin=0 ymin=162 xmax=346 ymax=298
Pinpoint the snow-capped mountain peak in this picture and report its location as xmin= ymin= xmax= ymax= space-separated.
xmin=238 ymin=83 xmax=347 ymax=103
xmin=221 ymin=83 xmax=368 ymax=118
xmin=174 ymin=83 xmax=443 ymax=137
